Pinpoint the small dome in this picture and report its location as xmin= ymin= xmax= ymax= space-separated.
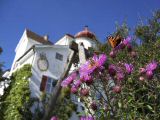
xmin=75 ymin=26 xmax=97 ymax=40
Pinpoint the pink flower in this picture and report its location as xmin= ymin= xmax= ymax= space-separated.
xmin=80 ymin=116 xmax=94 ymax=120
xmin=123 ymin=36 xmax=131 ymax=45
xmin=146 ymin=61 xmax=158 ymax=71
xmin=50 ymin=116 xmax=58 ymax=120
xmin=61 ymin=72 xmax=77 ymax=87
xmin=79 ymin=61 xmax=96 ymax=75
xmin=80 ymin=74 xmax=92 ymax=82
xmin=79 ymin=54 xmax=107 ymax=79
xmin=95 ymin=54 xmax=107 ymax=67
xmin=124 ymin=63 xmax=134 ymax=74
xmin=89 ymin=54 xmax=107 ymax=70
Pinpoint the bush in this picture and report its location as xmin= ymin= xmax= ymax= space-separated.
xmin=0 ymin=64 xmax=32 ymax=120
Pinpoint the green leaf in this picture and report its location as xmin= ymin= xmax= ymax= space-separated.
xmin=147 ymin=105 xmax=154 ymax=112
xmin=118 ymin=102 xmax=122 ymax=108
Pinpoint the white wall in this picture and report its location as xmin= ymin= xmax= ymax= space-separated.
xmin=10 ymin=31 xmax=41 ymax=73
xmin=55 ymin=35 xmax=74 ymax=45
xmin=15 ymin=38 xmax=40 ymax=61
xmin=30 ymin=45 xmax=70 ymax=98
xmin=75 ymin=37 xmax=97 ymax=49
xmin=10 ymin=48 xmax=35 ymax=73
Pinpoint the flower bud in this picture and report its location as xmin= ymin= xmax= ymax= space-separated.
xmin=86 ymin=79 xmax=93 ymax=86
xmin=127 ymin=44 xmax=132 ymax=52
xmin=90 ymin=101 xmax=97 ymax=110
xmin=113 ymin=85 xmax=121 ymax=93
xmin=71 ymin=87 xmax=78 ymax=94
xmin=109 ymin=51 xmax=116 ymax=58
xmin=116 ymin=72 xmax=124 ymax=81
xmin=146 ymin=70 xmax=153 ymax=79
xmin=139 ymin=76 xmax=144 ymax=81
xmin=124 ymin=63 xmax=134 ymax=75
xmin=119 ymin=43 xmax=125 ymax=49
xmin=131 ymin=51 xmax=137 ymax=58
xmin=108 ymin=65 xmax=116 ymax=76
xmin=139 ymin=68 xmax=146 ymax=74
xmin=104 ymin=106 xmax=108 ymax=112
xmin=80 ymin=88 xmax=89 ymax=96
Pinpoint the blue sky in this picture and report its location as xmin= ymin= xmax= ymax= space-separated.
xmin=0 ymin=0 xmax=159 ymax=69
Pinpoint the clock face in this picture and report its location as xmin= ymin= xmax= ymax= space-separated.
xmin=37 ymin=58 xmax=49 ymax=71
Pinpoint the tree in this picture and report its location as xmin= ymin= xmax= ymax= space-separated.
xmin=135 ymin=9 xmax=160 ymax=44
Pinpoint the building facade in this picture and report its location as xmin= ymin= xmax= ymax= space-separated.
xmin=9 ymin=27 xmax=99 ymax=98
xmin=4 ymin=27 xmax=99 ymax=119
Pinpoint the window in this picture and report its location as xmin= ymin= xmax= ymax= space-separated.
xmin=45 ymin=77 xmax=57 ymax=93
xmin=45 ymin=78 xmax=53 ymax=93
xmin=40 ymin=75 xmax=57 ymax=94
xmin=56 ymin=52 xmax=63 ymax=61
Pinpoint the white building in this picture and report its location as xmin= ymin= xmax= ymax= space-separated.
xmin=9 ymin=27 xmax=99 ymax=98
xmin=3 ymin=26 xmax=99 ymax=119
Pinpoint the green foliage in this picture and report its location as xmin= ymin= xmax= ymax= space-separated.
xmin=93 ymin=9 xmax=160 ymax=119
xmin=135 ymin=9 xmax=160 ymax=44
xmin=93 ymin=38 xmax=160 ymax=119
xmin=111 ymin=41 xmax=160 ymax=119
xmin=50 ymin=87 xmax=77 ymax=120
xmin=0 ymin=64 xmax=32 ymax=120
xmin=33 ymin=87 xmax=77 ymax=120
xmin=114 ymin=21 xmax=130 ymax=38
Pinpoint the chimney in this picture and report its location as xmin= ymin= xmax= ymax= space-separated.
xmin=43 ymin=35 xmax=49 ymax=41
xmin=84 ymin=25 xmax=89 ymax=31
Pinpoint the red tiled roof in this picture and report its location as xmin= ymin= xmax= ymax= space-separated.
xmin=75 ymin=26 xmax=97 ymax=41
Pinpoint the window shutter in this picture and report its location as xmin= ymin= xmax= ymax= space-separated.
xmin=40 ymin=75 xmax=48 ymax=91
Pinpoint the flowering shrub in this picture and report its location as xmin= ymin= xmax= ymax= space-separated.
xmin=58 ymin=37 xmax=160 ymax=120
xmin=59 ymin=36 xmax=160 ymax=120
